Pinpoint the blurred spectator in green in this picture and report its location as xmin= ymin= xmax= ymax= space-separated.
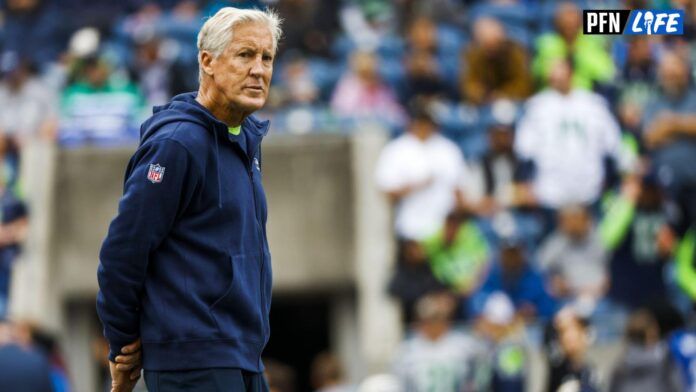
xmin=392 ymin=292 xmax=484 ymax=391
xmin=601 ymin=174 xmax=670 ymax=310
xmin=472 ymin=291 xmax=527 ymax=392
xmin=609 ymin=309 xmax=681 ymax=392
xmin=0 ymin=52 xmax=58 ymax=145
xmin=538 ymin=205 xmax=608 ymax=303
xmin=60 ymin=55 xmax=145 ymax=144
xmin=310 ymin=352 xmax=354 ymax=392
xmin=422 ymin=211 xmax=490 ymax=296
xmin=331 ymin=51 xmax=406 ymax=128
xmin=461 ymin=17 xmax=532 ymax=105
xmin=544 ymin=307 xmax=599 ymax=392
xmin=514 ymin=59 xmax=621 ymax=210
xmin=532 ymin=2 xmax=615 ymax=90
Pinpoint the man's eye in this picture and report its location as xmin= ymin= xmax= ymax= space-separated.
xmin=263 ymin=55 xmax=273 ymax=62
xmin=239 ymin=52 xmax=251 ymax=58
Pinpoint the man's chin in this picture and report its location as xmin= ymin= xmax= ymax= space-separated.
xmin=233 ymin=97 xmax=267 ymax=114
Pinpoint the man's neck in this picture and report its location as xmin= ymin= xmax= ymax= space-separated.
xmin=196 ymin=88 xmax=248 ymax=127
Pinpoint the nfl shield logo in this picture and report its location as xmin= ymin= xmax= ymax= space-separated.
xmin=147 ymin=163 xmax=165 ymax=184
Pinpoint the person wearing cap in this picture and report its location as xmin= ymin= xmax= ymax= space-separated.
xmin=474 ymin=292 xmax=527 ymax=391
xmin=471 ymin=235 xmax=557 ymax=320
xmin=391 ymin=292 xmax=485 ymax=391
xmin=96 ymin=7 xmax=282 ymax=392
xmin=375 ymin=96 xmax=472 ymax=242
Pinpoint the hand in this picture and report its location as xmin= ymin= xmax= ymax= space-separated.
xmin=645 ymin=114 xmax=678 ymax=149
xmin=110 ymin=361 xmax=140 ymax=392
xmin=110 ymin=339 xmax=142 ymax=392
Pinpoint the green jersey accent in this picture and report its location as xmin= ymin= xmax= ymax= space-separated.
xmin=423 ymin=221 xmax=489 ymax=292
xmin=677 ymin=229 xmax=696 ymax=300
xmin=600 ymin=193 xmax=636 ymax=250
xmin=228 ymin=125 xmax=241 ymax=136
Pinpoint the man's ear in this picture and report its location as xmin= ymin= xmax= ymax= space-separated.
xmin=199 ymin=51 xmax=215 ymax=78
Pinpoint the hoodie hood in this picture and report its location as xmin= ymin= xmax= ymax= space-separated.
xmin=139 ymin=92 xmax=270 ymax=207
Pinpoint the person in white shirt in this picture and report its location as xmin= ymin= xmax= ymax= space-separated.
xmin=375 ymin=100 xmax=470 ymax=241
xmin=513 ymin=59 xmax=621 ymax=210
xmin=391 ymin=292 xmax=485 ymax=392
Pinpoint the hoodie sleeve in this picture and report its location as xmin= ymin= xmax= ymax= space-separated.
xmin=97 ymin=137 xmax=200 ymax=361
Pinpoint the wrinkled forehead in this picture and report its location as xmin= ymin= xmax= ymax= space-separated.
xmin=228 ymin=21 xmax=275 ymax=53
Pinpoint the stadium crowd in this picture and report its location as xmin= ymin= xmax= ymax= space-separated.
xmin=0 ymin=0 xmax=695 ymax=391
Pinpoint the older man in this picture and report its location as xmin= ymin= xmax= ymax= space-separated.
xmin=96 ymin=7 xmax=281 ymax=392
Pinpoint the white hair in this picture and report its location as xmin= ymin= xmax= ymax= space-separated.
xmin=197 ymin=7 xmax=282 ymax=78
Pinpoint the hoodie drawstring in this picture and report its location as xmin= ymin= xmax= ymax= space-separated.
xmin=213 ymin=129 xmax=222 ymax=209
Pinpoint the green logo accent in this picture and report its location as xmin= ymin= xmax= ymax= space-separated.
xmin=497 ymin=346 xmax=524 ymax=376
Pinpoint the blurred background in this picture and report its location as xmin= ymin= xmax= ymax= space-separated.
xmin=0 ymin=0 xmax=695 ymax=391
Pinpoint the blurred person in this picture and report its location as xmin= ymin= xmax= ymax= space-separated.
xmin=399 ymin=48 xmax=450 ymax=105
xmin=532 ymin=2 xmax=615 ymax=90
xmin=275 ymin=0 xmax=340 ymax=58
xmin=609 ymin=309 xmax=681 ymax=392
xmin=0 ymin=135 xmax=28 ymax=319
xmin=642 ymin=51 xmax=696 ymax=198
xmin=0 ymin=319 xmax=54 ymax=391
xmin=473 ymin=292 xmax=527 ymax=392
xmin=375 ymin=98 xmax=470 ymax=241
xmin=129 ymin=34 xmax=173 ymax=108
xmin=422 ymin=211 xmax=490 ymax=297
xmin=310 ymin=352 xmax=353 ymax=392
xmin=621 ymin=36 xmax=657 ymax=86
xmin=356 ymin=374 xmax=402 ymax=392
xmin=330 ymin=50 xmax=407 ymax=128
xmin=601 ymin=174 xmax=670 ymax=310
xmin=274 ymin=53 xmax=320 ymax=106
xmin=538 ymin=205 xmax=608 ymax=303
xmin=96 ymin=7 xmax=282 ymax=392
xmin=544 ymin=307 xmax=599 ymax=392
xmin=32 ymin=328 xmax=73 ymax=392
xmin=0 ymin=51 xmax=58 ymax=144
xmin=471 ymin=235 xmax=557 ymax=321
xmin=514 ymin=59 xmax=621 ymax=210
xmin=60 ymin=55 xmax=145 ymax=144
xmin=461 ymin=17 xmax=532 ymax=105
xmin=406 ymin=16 xmax=438 ymax=54
xmin=391 ymin=292 xmax=484 ymax=392
xmin=264 ymin=359 xmax=295 ymax=392
xmin=388 ymin=239 xmax=447 ymax=324
xmin=470 ymin=122 xmax=519 ymax=216
xmin=2 ymin=0 xmax=67 ymax=69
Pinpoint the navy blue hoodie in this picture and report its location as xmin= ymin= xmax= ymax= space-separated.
xmin=97 ymin=92 xmax=272 ymax=372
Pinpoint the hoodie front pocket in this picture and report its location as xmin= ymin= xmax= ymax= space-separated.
xmin=208 ymin=253 xmax=264 ymax=342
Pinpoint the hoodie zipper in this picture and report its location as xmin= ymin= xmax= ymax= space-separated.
xmin=246 ymin=148 xmax=268 ymax=366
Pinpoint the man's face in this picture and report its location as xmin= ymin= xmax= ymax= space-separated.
xmin=206 ymin=21 xmax=275 ymax=113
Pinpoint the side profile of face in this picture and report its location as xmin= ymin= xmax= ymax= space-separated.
xmin=202 ymin=21 xmax=275 ymax=114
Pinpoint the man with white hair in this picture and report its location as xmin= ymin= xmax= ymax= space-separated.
xmin=96 ymin=7 xmax=282 ymax=392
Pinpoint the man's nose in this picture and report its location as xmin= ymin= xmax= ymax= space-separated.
xmin=249 ymin=57 xmax=264 ymax=77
